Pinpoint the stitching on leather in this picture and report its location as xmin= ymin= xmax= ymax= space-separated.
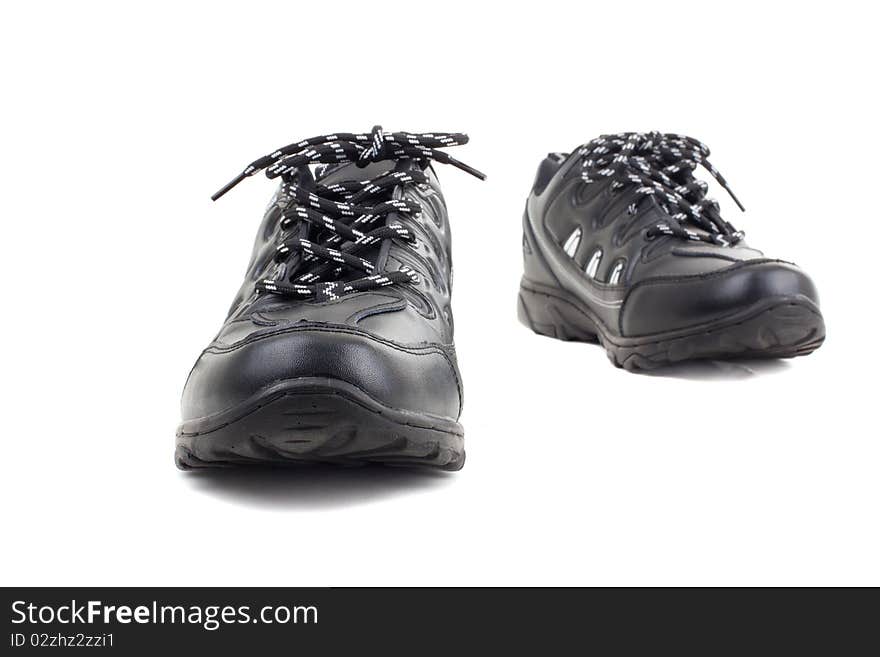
xmin=346 ymin=297 xmax=407 ymax=324
xmin=629 ymin=258 xmax=786 ymax=289
xmin=670 ymin=249 xmax=747 ymax=262
xmin=205 ymin=323 xmax=451 ymax=355
xmin=250 ymin=312 xmax=278 ymax=327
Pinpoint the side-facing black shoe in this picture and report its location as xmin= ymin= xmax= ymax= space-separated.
xmin=177 ymin=127 xmax=484 ymax=470
xmin=518 ymin=132 xmax=825 ymax=370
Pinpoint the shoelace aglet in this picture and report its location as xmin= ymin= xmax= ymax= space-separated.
xmin=211 ymin=172 xmax=248 ymax=202
xmin=725 ymin=185 xmax=746 ymax=212
xmin=450 ymin=158 xmax=487 ymax=181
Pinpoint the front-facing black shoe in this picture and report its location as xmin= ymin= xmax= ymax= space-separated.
xmin=177 ymin=127 xmax=484 ymax=470
xmin=519 ymin=132 xmax=825 ymax=371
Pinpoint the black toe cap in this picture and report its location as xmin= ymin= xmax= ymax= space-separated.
xmin=619 ymin=260 xmax=820 ymax=337
xmin=181 ymin=326 xmax=462 ymax=421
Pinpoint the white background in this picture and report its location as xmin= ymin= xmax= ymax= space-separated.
xmin=2 ymin=1 xmax=877 ymax=586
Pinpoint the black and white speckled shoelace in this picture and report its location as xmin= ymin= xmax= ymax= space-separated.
xmin=212 ymin=126 xmax=485 ymax=301
xmin=578 ymin=132 xmax=746 ymax=246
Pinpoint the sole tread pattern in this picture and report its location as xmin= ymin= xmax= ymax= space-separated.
xmin=176 ymin=386 xmax=464 ymax=471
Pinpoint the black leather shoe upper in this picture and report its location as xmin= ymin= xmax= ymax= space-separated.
xmin=181 ymin=130 xmax=482 ymax=423
xmin=522 ymin=134 xmax=821 ymax=337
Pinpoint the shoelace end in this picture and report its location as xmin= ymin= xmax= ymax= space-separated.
xmin=211 ymin=172 xmax=247 ymax=201
xmin=451 ymin=159 xmax=487 ymax=181
xmin=727 ymin=186 xmax=746 ymax=213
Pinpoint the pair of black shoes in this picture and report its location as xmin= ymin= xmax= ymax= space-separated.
xmin=177 ymin=128 xmax=825 ymax=471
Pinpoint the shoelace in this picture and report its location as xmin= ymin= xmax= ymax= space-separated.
xmin=212 ymin=126 xmax=485 ymax=301
xmin=578 ymin=132 xmax=746 ymax=246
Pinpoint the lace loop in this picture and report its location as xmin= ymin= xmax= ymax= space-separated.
xmin=212 ymin=127 xmax=483 ymax=302
xmin=578 ymin=132 xmax=745 ymax=246
xmin=356 ymin=125 xmax=388 ymax=167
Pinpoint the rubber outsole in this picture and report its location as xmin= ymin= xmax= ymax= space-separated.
xmin=518 ymin=280 xmax=825 ymax=371
xmin=176 ymin=378 xmax=464 ymax=471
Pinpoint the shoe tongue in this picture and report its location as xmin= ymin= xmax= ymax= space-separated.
xmin=293 ymin=159 xmax=400 ymax=287
xmin=315 ymin=159 xmax=397 ymax=185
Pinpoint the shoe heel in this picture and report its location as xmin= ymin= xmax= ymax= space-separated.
xmin=517 ymin=282 xmax=599 ymax=343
